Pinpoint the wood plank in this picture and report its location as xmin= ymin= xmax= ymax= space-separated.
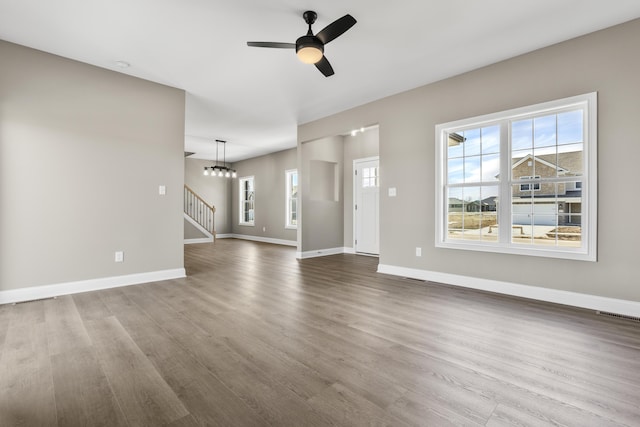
xmin=51 ymin=346 xmax=128 ymax=426
xmin=44 ymin=295 xmax=92 ymax=356
xmin=307 ymin=382 xmax=409 ymax=427
xmin=99 ymin=287 xmax=268 ymax=427
xmin=83 ymin=315 xmax=189 ymax=427
xmin=388 ymin=389 xmax=487 ymax=427
xmin=0 ymin=303 xmax=12 ymax=354
xmin=109 ymin=286 xmax=334 ymax=427
xmin=72 ymin=290 xmax=114 ymax=321
xmin=0 ymin=321 xmax=57 ymax=427
xmin=8 ymin=299 xmax=46 ymax=326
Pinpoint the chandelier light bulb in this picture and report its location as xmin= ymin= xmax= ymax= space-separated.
xmin=203 ymin=168 xmax=209 ymax=176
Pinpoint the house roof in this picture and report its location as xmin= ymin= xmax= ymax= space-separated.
xmin=512 ymin=154 xmax=569 ymax=173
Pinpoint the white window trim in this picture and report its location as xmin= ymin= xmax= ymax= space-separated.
xmin=285 ymin=169 xmax=297 ymax=229
xmin=435 ymin=92 xmax=597 ymax=261
xmin=239 ymin=176 xmax=255 ymax=226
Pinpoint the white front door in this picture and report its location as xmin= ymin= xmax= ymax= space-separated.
xmin=354 ymin=158 xmax=379 ymax=255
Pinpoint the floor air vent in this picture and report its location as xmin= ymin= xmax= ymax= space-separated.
xmin=596 ymin=311 xmax=640 ymax=323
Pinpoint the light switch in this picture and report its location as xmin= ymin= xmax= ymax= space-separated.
xmin=115 ymin=251 xmax=124 ymax=262
xmin=159 ymin=185 xmax=166 ymax=195
xmin=388 ymin=187 xmax=397 ymax=197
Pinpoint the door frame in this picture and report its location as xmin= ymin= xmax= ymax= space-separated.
xmin=353 ymin=156 xmax=380 ymax=255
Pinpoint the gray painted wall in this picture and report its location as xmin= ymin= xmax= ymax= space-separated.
xmin=0 ymin=40 xmax=185 ymax=291
xmin=184 ymin=158 xmax=232 ymax=234
xmin=298 ymin=19 xmax=640 ymax=303
xmin=343 ymin=128 xmax=379 ymax=248
xmin=184 ymin=219 xmax=208 ymax=239
xmin=231 ymin=148 xmax=297 ymax=242
xmin=301 ymin=136 xmax=344 ymax=252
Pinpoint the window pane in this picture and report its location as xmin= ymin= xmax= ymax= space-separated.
xmin=447 ymin=186 xmax=499 ymax=242
xmin=448 ymin=133 xmax=464 ymax=158
xmin=448 ymin=158 xmax=464 ymax=184
xmin=556 ymin=215 xmax=582 ymax=248
xmin=240 ymin=177 xmax=255 ymax=224
xmin=480 ymin=186 xmax=499 ymax=242
xmin=463 ymin=128 xmax=481 ymax=157
xmin=558 ymin=110 xmax=583 ymax=145
xmin=447 ymin=187 xmax=464 ymax=238
xmin=512 ymin=183 xmax=533 ymax=244
xmin=557 ymin=143 xmax=583 ymax=176
xmin=512 ymin=180 xmax=584 ymax=248
xmin=512 ymin=119 xmax=532 ymax=150
xmin=511 ymin=149 xmax=533 ymax=180
xmin=464 ymin=156 xmax=481 ymax=183
xmin=481 ymin=154 xmax=500 ymax=182
xmin=534 ymin=114 xmax=557 ymax=149
xmin=481 ymin=125 xmax=500 ymax=155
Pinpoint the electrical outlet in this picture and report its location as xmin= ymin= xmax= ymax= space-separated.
xmin=415 ymin=247 xmax=422 ymax=257
xmin=115 ymin=251 xmax=124 ymax=262
xmin=262 ymin=226 xmax=266 ymax=232
xmin=158 ymin=185 xmax=166 ymax=195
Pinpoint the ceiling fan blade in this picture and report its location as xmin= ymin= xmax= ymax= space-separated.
xmin=316 ymin=14 xmax=356 ymax=45
xmin=247 ymin=42 xmax=296 ymax=49
xmin=315 ymin=56 xmax=335 ymax=77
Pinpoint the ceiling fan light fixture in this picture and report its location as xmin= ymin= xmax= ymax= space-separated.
xmin=296 ymin=35 xmax=324 ymax=64
xmin=297 ymin=46 xmax=323 ymax=64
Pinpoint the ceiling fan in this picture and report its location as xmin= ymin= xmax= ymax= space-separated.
xmin=247 ymin=10 xmax=357 ymax=77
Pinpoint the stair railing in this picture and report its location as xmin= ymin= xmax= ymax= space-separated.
xmin=184 ymin=185 xmax=215 ymax=235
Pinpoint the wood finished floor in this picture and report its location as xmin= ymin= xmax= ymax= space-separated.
xmin=1 ymin=239 xmax=639 ymax=426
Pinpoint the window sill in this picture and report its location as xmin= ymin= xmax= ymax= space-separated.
xmin=436 ymin=239 xmax=595 ymax=262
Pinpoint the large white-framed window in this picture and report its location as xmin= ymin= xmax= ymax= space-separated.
xmin=435 ymin=92 xmax=597 ymax=261
xmin=239 ymin=176 xmax=255 ymax=226
xmin=285 ymin=169 xmax=298 ymax=229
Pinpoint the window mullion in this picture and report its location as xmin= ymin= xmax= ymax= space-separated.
xmin=499 ymin=121 xmax=511 ymax=245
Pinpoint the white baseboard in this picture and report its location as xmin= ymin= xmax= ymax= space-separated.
xmin=343 ymin=247 xmax=356 ymax=254
xmin=221 ymin=234 xmax=297 ymax=247
xmin=296 ymin=247 xmax=350 ymax=259
xmin=377 ymin=264 xmax=640 ymax=318
xmin=184 ymin=237 xmax=214 ymax=244
xmin=0 ymin=268 xmax=186 ymax=305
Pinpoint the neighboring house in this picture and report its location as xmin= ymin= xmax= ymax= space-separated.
xmin=511 ymin=151 xmax=582 ymax=226
xmin=449 ymin=197 xmax=496 ymax=213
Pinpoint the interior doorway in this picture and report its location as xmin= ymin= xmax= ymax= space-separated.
xmin=353 ymin=157 xmax=380 ymax=255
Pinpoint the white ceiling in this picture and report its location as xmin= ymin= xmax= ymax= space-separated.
xmin=2 ymin=1 xmax=640 ymax=162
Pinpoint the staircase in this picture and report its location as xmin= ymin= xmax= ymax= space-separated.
xmin=184 ymin=185 xmax=215 ymax=242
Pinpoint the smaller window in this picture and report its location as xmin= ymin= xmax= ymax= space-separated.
xmin=285 ymin=169 xmax=298 ymax=229
xmin=239 ymin=176 xmax=255 ymax=226
xmin=362 ymin=167 xmax=379 ymax=188
xmin=519 ymin=176 xmax=541 ymax=191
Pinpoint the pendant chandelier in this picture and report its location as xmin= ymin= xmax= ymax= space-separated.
xmin=203 ymin=139 xmax=236 ymax=178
